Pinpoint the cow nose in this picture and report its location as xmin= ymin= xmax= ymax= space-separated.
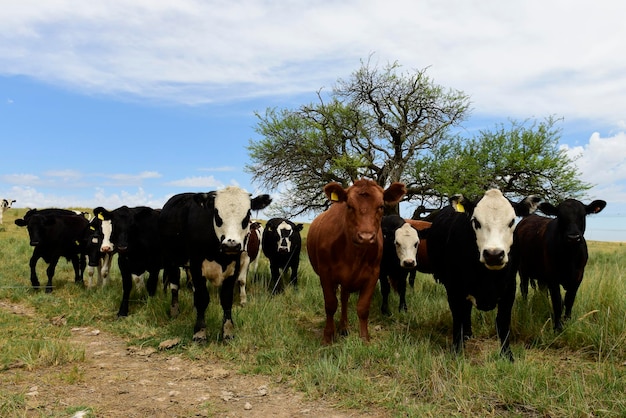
xmin=117 ymin=245 xmax=128 ymax=253
xmin=220 ymin=240 xmax=242 ymax=254
xmin=101 ymin=245 xmax=112 ymax=253
xmin=483 ymin=248 xmax=505 ymax=267
xmin=567 ymin=233 xmax=582 ymax=243
xmin=401 ymin=259 xmax=416 ymax=268
xmin=356 ymin=231 xmax=376 ymax=244
xmin=30 ymin=240 xmax=39 ymax=246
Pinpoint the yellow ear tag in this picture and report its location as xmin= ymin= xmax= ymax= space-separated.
xmin=455 ymin=203 xmax=465 ymax=213
xmin=97 ymin=213 xmax=104 ymax=220
xmin=330 ymin=192 xmax=339 ymax=202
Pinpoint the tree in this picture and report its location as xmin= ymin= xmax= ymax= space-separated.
xmin=410 ymin=117 xmax=592 ymax=208
xmin=246 ymin=57 xmax=471 ymax=217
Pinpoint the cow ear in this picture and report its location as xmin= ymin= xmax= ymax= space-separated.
xmin=324 ymin=183 xmax=347 ymax=203
xmin=251 ymin=194 xmax=272 ymax=211
xmin=586 ymin=200 xmax=606 ymax=214
xmin=449 ymin=194 xmax=472 ymax=213
xmin=93 ymin=207 xmax=109 ymax=220
xmin=515 ymin=195 xmax=541 ymax=216
xmin=383 ymin=182 xmax=406 ymax=204
xmin=14 ymin=218 xmax=27 ymax=227
xmin=538 ymin=202 xmax=558 ymax=216
xmin=296 ymin=223 xmax=304 ymax=231
xmin=193 ymin=192 xmax=216 ymax=209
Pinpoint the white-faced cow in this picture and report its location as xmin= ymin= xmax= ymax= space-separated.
xmin=84 ymin=215 xmax=114 ymax=288
xmin=514 ymin=198 xmax=606 ymax=331
xmin=426 ymin=189 xmax=540 ymax=360
xmin=379 ymin=215 xmax=420 ymax=315
xmin=262 ymin=217 xmax=304 ymax=294
xmin=307 ymin=179 xmax=406 ymax=344
xmin=1 ymin=198 xmax=16 ymax=224
xmin=159 ymin=187 xmax=272 ymax=341
xmin=93 ymin=206 xmax=162 ymax=317
xmin=15 ymin=208 xmax=89 ymax=292
xmin=406 ymin=218 xmax=433 ymax=288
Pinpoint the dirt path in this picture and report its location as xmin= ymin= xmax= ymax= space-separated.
xmin=1 ymin=301 xmax=383 ymax=417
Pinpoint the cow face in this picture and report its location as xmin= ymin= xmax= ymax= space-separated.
xmin=1 ymin=199 xmax=15 ymax=210
xmin=325 ymin=179 xmax=406 ymax=246
xmin=394 ymin=222 xmax=419 ymax=268
xmin=86 ymin=217 xmax=105 ymax=267
xmin=539 ymin=198 xmax=606 ymax=243
xmin=15 ymin=212 xmax=55 ymax=246
xmin=94 ymin=206 xmax=150 ymax=253
xmin=212 ymin=187 xmax=272 ymax=255
xmin=454 ymin=189 xmax=540 ymax=270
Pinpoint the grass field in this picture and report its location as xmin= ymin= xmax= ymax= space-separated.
xmin=0 ymin=208 xmax=625 ymax=417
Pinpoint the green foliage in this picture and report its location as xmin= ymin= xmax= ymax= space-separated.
xmin=1 ymin=209 xmax=625 ymax=417
xmin=414 ymin=117 xmax=592 ymax=202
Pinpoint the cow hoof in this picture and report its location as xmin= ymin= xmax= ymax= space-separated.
xmin=222 ymin=320 xmax=235 ymax=340
xmin=45 ymin=287 xmax=53 ymax=294
xmin=193 ymin=329 xmax=207 ymax=342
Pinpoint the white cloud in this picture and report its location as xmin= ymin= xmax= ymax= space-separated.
xmin=164 ymin=176 xmax=224 ymax=188
xmin=563 ymin=131 xmax=626 ymax=204
xmin=1 ymin=1 xmax=624 ymax=127
xmin=0 ymin=174 xmax=40 ymax=185
xmin=102 ymin=171 xmax=162 ymax=186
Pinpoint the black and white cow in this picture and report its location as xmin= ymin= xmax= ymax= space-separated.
xmin=261 ymin=217 xmax=303 ymax=294
xmin=234 ymin=221 xmax=264 ymax=306
xmin=1 ymin=198 xmax=16 ymax=224
xmin=426 ymin=189 xmax=540 ymax=360
xmin=514 ymin=198 xmax=606 ymax=331
xmin=93 ymin=206 xmax=161 ymax=317
xmin=379 ymin=215 xmax=420 ymax=315
xmin=84 ymin=215 xmax=114 ymax=288
xmin=159 ymin=187 xmax=272 ymax=341
xmin=15 ymin=208 xmax=89 ymax=292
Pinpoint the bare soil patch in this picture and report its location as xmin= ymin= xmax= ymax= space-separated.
xmin=1 ymin=301 xmax=383 ymax=417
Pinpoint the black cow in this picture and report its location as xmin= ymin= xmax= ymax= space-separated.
xmin=262 ymin=217 xmax=303 ymax=294
xmin=514 ymin=198 xmax=606 ymax=331
xmin=426 ymin=189 xmax=540 ymax=360
xmin=159 ymin=187 xmax=271 ymax=341
xmin=379 ymin=215 xmax=420 ymax=315
xmin=15 ymin=208 xmax=89 ymax=292
xmin=93 ymin=206 xmax=161 ymax=317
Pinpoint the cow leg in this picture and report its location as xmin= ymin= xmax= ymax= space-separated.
xmin=191 ymin=264 xmax=209 ymax=342
xmin=289 ymin=262 xmax=299 ymax=288
xmin=496 ymin=285 xmax=516 ymax=361
xmin=548 ymin=283 xmax=564 ymax=332
xmin=145 ymin=267 xmax=159 ymax=297
xmin=28 ymin=253 xmax=41 ymax=290
xmin=448 ymin=294 xmax=472 ymax=354
xmin=397 ymin=273 xmax=408 ymax=312
xmin=219 ymin=276 xmax=237 ymax=340
xmin=117 ymin=257 xmax=133 ymax=317
xmin=338 ymin=286 xmax=351 ymax=338
xmin=355 ymin=279 xmax=377 ymax=342
xmin=100 ymin=253 xmax=111 ymax=287
xmin=270 ymin=263 xmax=284 ymax=295
xmin=321 ymin=282 xmax=338 ymax=344
xmin=519 ymin=271 xmax=530 ymax=299
xmin=45 ymin=258 xmax=60 ymax=293
xmin=379 ymin=272 xmax=392 ymax=316
xmin=408 ymin=270 xmax=416 ymax=288
xmin=78 ymin=253 xmax=86 ymax=283
xmin=563 ymin=283 xmax=581 ymax=322
xmin=70 ymin=254 xmax=84 ymax=285
xmin=164 ymin=266 xmax=181 ymax=318
xmin=237 ymin=252 xmax=250 ymax=306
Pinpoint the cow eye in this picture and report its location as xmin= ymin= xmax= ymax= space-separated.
xmin=508 ymin=219 xmax=515 ymax=228
xmin=215 ymin=210 xmax=223 ymax=227
xmin=242 ymin=210 xmax=251 ymax=229
xmin=471 ymin=218 xmax=481 ymax=229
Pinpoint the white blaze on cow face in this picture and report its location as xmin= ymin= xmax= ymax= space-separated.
xmin=470 ymin=189 xmax=516 ymax=270
xmin=213 ymin=187 xmax=253 ymax=254
xmin=276 ymin=221 xmax=294 ymax=253
xmin=100 ymin=219 xmax=114 ymax=252
xmin=394 ymin=223 xmax=419 ymax=268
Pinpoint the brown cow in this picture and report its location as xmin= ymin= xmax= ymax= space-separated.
xmin=307 ymin=179 xmax=406 ymax=344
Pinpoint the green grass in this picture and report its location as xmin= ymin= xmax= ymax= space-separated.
xmin=1 ymin=208 xmax=625 ymax=417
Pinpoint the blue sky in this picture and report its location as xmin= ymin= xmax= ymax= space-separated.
xmin=1 ymin=1 xmax=625 ymax=239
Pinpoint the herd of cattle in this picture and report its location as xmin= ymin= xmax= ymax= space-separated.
xmin=4 ymin=180 xmax=606 ymax=360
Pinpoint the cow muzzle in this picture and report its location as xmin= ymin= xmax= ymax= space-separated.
xmin=220 ymin=240 xmax=242 ymax=254
xmin=482 ymin=248 xmax=507 ymax=270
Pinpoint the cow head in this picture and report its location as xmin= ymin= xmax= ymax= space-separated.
xmin=452 ymin=189 xmax=540 ymax=270
xmin=85 ymin=216 xmax=105 ymax=267
xmin=265 ymin=219 xmax=304 ymax=254
xmin=15 ymin=210 xmax=55 ymax=246
xmin=93 ymin=206 xmax=154 ymax=253
xmin=202 ymin=187 xmax=272 ymax=255
xmin=1 ymin=199 xmax=16 ymax=210
xmin=324 ymin=179 xmax=406 ymax=246
xmin=394 ymin=222 xmax=419 ymax=268
xmin=538 ymin=198 xmax=606 ymax=243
